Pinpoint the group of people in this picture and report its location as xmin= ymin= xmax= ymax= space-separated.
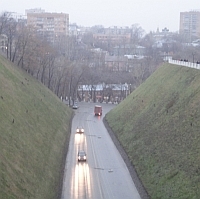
xmin=180 ymin=59 xmax=200 ymax=64
xmin=180 ymin=59 xmax=188 ymax=62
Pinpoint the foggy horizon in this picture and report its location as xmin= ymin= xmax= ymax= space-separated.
xmin=1 ymin=0 xmax=200 ymax=33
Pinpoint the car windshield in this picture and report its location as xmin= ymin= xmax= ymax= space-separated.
xmin=79 ymin=151 xmax=86 ymax=156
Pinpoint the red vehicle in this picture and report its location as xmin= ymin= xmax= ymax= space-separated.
xmin=94 ymin=105 xmax=102 ymax=116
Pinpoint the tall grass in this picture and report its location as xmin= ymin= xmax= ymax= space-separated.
xmin=0 ymin=55 xmax=73 ymax=199
xmin=106 ymin=63 xmax=200 ymax=198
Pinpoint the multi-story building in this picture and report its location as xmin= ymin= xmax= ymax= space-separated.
xmin=26 ymin=10 xmax=69 ymax=43
xmin=112 ymin=44 xmax=146 ymax=56
xmin=93 ymin=26 xmax=131 ymax=43
xmin=104 ymin=54 xmax=128 ymax=72
xmin=179 ymin=10 xmax=200 ymax=42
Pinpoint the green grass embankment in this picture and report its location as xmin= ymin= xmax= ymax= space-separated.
xmin=106 ymin=63 xmax=200 ymax=199
xmin=0 ymin=55 xmax=73 ymax=199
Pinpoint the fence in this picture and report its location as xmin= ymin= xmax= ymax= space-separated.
xmin=168 ymin=59 xmax=200 ymax=69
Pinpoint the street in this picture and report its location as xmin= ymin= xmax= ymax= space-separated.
xmin=61 ymin=102 xmax=141 ymax=199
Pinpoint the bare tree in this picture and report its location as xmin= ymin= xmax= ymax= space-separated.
xmin=16 ymin=26 xmax=35 ymax=68
xmin=3 ymin=16 xmax=17 ymax=61
xmin=131 ymin=24 xmax=145 ymax=45
xmin=0 ymin=11 xmax=11 ymax=35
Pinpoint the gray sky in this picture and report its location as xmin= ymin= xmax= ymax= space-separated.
xmin=1 ymin=0 xmax=199 ymax=33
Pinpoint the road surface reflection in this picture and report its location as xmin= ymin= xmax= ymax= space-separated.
xmin=71 ymin=133 xmax=91 ymax=198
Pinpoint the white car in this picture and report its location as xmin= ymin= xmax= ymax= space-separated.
xmin=76 ymin=127 xmax=84 ymax=134
xmin=78 ymin=151 xmax=87 ymax=162
xmin=72 ymin=104 xmax=78 ymax=109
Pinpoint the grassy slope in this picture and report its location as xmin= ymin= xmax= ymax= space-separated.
xmin=106 ymin=63 xmax=200 ymax=199
xmin=0 ymin=55 xmax=73 ymax=199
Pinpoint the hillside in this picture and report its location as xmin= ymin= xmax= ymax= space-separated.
xmin=105 ymin=63 xmax=200 ymax=199
xmin=0 ymin=55 xmax=73 ymax=199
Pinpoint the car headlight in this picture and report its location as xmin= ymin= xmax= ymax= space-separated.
xmin=81 ymin=129 xmax=84 ymax=132
xmin=84 ymin=156 xmax=86 ymax=159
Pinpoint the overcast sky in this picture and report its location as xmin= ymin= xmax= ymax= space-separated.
xmin=1 ymin=0 xmax=199 ymax=33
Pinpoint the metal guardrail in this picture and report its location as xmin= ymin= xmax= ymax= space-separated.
xmin=168 ymin=59 xmax=200 ymax=69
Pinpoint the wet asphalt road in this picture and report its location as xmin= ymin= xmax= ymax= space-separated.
xmin=61 ymin=102 xmax=141 ymax=199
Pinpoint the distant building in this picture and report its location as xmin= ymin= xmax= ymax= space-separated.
xmin=93 ymin=26 xmax=131 ymax=43
xmin=77 ymin=83 xmax=129 ymax=102
xmin=27 ymin=10 xmax=69 ymax=43
xmin=5 ymin=12 xmax=25 ymax=21
xmin=69 ymin=23 xmax=79 ymax=37
xmin=104 ymin=55 xmax=128 ymax=72
xmin=179 ymin=10 xmax=200 ymax=42
xmin=0 ymin=34 xmax=8 ymax=52
xmin=25 ymin=8 xmax=45 ymax=14
xmin=112 ymin=44 xmax=145 ymax=56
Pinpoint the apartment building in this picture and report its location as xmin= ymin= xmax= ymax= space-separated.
xmin=179 ymin=10 xmax=200 ymax=42
xmin=27 ymin=10 xmax=69 ymax=43
xmin=93 ymin=26 xmax=131 ymax=43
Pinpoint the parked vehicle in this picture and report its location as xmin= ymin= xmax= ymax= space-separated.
xmin=94 ymin=105 xmax=102 ymax=116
